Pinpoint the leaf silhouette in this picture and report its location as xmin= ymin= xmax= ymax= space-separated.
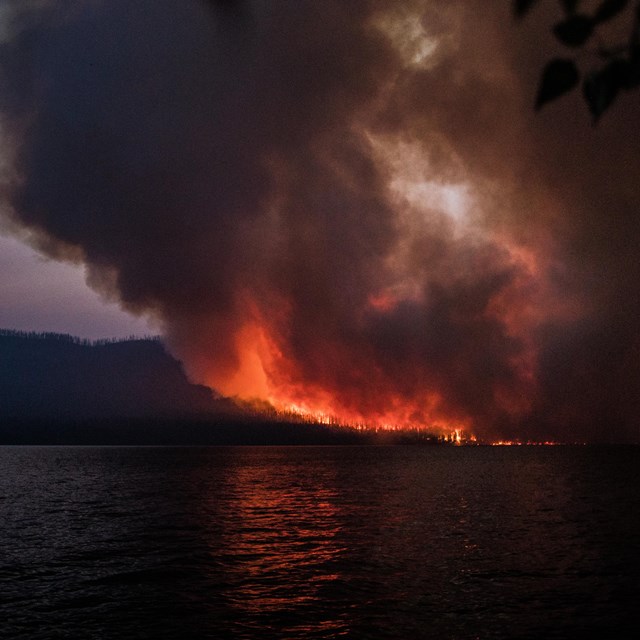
xmin=536 ymin=58 xmax=580 ymax=109
xmin=624 ymin=57 xmax=640 ymax=88
xmin=594 ymin=0 xmax=630 ymax=24
xmin=583 ymin=59 xmax=628 ymax=120
xmin=514 ymin=0 xmax=539 ymax=18
xmin=553 ymin=15 xmax=594 ymax=46
xmin=631 ymin=4 xmax=640 ymax=53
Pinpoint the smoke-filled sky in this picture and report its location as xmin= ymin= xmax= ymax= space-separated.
xmin=0 ymin=233 xmax=154 ymax=338
xmin=1 ymin=0 xmax=639 ymax=442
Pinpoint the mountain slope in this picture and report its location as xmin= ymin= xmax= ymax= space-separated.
xmin=0 ymin=330 xmax=235 ymax=420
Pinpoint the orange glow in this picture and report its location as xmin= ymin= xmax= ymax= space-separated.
xmin=195 ymin=186 xmax=579 ymax=440
xmin=213 ymin=322 xmax=271 ymax=399
xmin=489 ymin=440 xmax=574 ymax=446
xmin=209 ymin=458 xmax=349 ymax=636
xmin=367 ymin=290 xmax=400 ymax=313
xmin=204 ymin=317 xmax=584 ymax=442
xmin=203 ymin=311 xmax=478 ymax=435
xmin=197 ymin=289 xmax=545 ymax=440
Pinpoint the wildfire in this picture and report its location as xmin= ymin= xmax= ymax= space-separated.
xmin=195 ymin=157 xmax=561 ymax=442
xmin=199 ymin=300 xmax=543 ymax=440
xmin=203 ymin=327 xmax=578 ymax=443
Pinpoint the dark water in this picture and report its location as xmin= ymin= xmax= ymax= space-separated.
xmin=1 ymin=445 xmax=639 ymax=639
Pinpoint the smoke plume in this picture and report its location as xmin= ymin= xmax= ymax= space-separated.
xmin=1 ymin=0 xmax=639 ymax=441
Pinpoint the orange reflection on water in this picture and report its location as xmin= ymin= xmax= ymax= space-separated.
xmin=209 ymin=453 xmax=350 ymax=636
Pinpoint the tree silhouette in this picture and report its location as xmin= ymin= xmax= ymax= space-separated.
xmin=515 ymin=0 xmax=640 ymax=120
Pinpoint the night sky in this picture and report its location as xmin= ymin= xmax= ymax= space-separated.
xmin=1 ymin=0 xmax=639 ymax=442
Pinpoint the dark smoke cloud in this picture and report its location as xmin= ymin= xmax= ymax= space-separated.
xmin=1 ymin=0 xmax=639 ymax=441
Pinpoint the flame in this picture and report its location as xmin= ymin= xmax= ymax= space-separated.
xmin=202 ymin=321 xmax=582 ymax=443
xmin=196 ymin=143 xmax=576 ymax=440
xmin=203 ymin=312 xmax=475 ymax=435
xmin=212 ymin=322 xmax=273 ymax=400
xmin=199 ymin=243 xmax=550 ymax=437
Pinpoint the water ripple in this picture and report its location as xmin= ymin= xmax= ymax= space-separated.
xmin=1 ymin=445 xmax=639 ymax=638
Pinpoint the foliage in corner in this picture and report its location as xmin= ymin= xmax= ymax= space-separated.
xmin=515 ymin=0 xmax=640 ymax=121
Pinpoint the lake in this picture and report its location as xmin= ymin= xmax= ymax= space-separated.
xmin=1 ymin=445 xmax=639 ymax=639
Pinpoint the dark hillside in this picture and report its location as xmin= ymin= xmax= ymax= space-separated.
xmin=0 ymin=330 xmax=236 ymax=421
xmin=0 ymin=331 xmax=407 ymax=445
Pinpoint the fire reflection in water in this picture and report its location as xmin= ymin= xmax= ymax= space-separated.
xmin=206 ymin=452 xmax=350 ymax=637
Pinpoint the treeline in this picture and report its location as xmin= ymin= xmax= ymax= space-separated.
xmin=0 ymin=328 xmax=160 ymax=346
xmin=236 ymin=398 xmax=453 ymax=442
xmin=0 ymin=328 xmax=467 ymax=444
xmin=0 ymin=329 xmax=230 ymax=423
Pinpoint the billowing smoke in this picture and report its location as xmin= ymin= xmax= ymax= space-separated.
xmin=1 ymin=0 xmax=639 ymax=441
